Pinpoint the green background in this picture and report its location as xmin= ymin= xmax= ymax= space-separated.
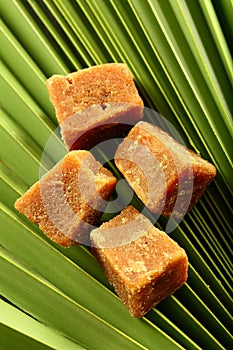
xmin=0 ymin=1 xmax=232 ymax=349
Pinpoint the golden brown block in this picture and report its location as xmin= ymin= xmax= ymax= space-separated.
xmin=15 ymin=151 xmax=117 ymax=247
xmin=115 ymin=121 xmax=216 ymax=218
xmin=46 ymin=63 xmax=143 ymax=150
xmin=91 ymin=206 xmax=188 ymax=317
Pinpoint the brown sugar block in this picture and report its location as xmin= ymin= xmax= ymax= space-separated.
xmin=91 ymin=206 xmax=188 ymax=317
xmin=15 ymin=151 xmax=117 ymax=247
xmin=46 ymin=63 xmax=144 ymax=150
xmin=115 ymin=121 xmax=216 ymax=218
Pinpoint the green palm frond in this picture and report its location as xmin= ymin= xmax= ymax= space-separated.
xmin=0 ymin=1 xmax=232 ymax=349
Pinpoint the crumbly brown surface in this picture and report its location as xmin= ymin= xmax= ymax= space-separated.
xmin=115 ymin=121 xmax=216 ymax=218
xmin=15 ymin=151 xmax=116 ymax=247
xmin=91 ymin=206 xmax=188 ymax=317
xmin=46 ymin=63 xmax=143 ymax=150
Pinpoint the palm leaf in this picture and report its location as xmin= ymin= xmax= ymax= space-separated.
xmin=0 ymin=1 xmax=232 ymax=349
